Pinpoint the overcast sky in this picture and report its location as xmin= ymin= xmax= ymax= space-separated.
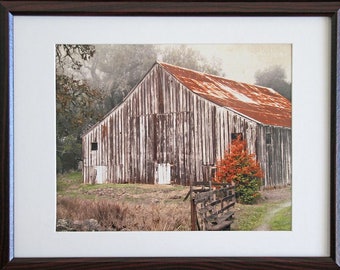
xmin=159 ymin=44 xmax=292 ymax=85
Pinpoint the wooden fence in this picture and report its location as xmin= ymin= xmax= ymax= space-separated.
xmin=185 ymin=182 xmax=236 ymax=231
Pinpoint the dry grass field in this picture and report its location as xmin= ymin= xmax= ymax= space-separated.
xmin=57 ymin=172 xmax=291 ymax=231
xmin=57 ymin=172 xmax=191 ymax=231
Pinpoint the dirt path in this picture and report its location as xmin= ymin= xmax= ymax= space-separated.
xmin=254 ymin=200 xmax=291 ymax=231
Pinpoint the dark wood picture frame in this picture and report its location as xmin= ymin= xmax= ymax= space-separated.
xmin=1 ymin=1 xmax=339 ymax=269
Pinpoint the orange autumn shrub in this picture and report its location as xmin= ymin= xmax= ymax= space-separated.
xmin=215 ymin=135 xmax=263 ymax=204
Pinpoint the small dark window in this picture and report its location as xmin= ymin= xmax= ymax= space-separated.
xmin=266 ymin=133 xmax=272 ymax=145
xmin=91 ymin=142 xmax=98 ymax=151
xmin=231 ymin=133 xmax=243 ymax=141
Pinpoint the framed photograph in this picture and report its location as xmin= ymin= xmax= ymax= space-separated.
xmin=1 ymin=1 xmax=339 ymax=269
xmin=55 ymin=43 xmax=292 ymax=233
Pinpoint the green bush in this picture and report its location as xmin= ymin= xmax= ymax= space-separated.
xmin=215 ymin=136 xmax=263 ymax=204
xmin=235 ymin=175 xmax=262 ymax=204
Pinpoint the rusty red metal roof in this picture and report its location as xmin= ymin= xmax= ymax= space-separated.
xmin=159 ymin=62 xmax=291 ymax=128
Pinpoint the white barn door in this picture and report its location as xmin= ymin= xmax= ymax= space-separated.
xmin=156 ymin=163 xmax=171 ymax=184
xmin=95 ymin=166 xmax=107 ymax=184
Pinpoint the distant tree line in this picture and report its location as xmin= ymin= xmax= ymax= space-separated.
xmin=254 ymin=65 xmax=292 ymax=101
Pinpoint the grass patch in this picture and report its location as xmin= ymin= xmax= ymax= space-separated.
xmin=233 ymin=203 xmax=269 ymax=231
xmin=232 ymin=187 xmax=292 ymax=231
xmin=269 ymin=206 xmax=292 ymax=231
xmin=57 ymin=171 xmax=82 ymax=193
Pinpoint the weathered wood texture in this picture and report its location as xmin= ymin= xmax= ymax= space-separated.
xmin=257 ymin=126 xmax=292 ymax=187
xmin=194 ymin=184 xmax=236 ymax=231
xmin=82 ymin=63 xmax=291 ymax=187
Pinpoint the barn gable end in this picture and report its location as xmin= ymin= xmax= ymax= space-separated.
xmin=82 ymin=62 xmax=291 ymax=187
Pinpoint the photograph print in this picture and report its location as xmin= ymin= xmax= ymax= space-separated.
xmin=56 ymin=44 xmax=292 ymax=232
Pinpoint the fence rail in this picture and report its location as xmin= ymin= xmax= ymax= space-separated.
xmin=186 ymin=182 xmax=236 ymax=231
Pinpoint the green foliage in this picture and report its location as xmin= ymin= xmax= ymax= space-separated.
xmin=215 ymin=136 xmax=263 ymax=204
xmin=56 ymin=75 xmax=104 ymax=173
xmin=56 ymin=45 xmax=103 ymax=173
xmin=56 ymin=75 xmax=104 ymax=136
xmin=56 ymin=135 xmax=81 ymax=173
xmin=269 ymin=206 xmax=292 ymax=230
xmin=234 ymin=176 xmax=262 ymax=204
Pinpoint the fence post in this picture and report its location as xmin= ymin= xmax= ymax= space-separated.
xmin=189 ymin=178 xmax=198 ymax=230
xmin=191 ymin=196 xmax=197 ymax=231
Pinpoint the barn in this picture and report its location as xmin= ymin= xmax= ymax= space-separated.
xmin=82 ymin=61 xmax=291 ymax=187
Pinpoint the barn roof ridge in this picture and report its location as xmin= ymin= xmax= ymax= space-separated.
xmin=157 ymin=60 xmax=279 ymax=93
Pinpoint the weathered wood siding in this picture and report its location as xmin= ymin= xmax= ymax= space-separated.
xmin=256 ymin=126 xmax=292 ymax=187
xmin=82 ymin=64 xmax=291 ymax=187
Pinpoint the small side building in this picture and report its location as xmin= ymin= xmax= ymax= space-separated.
xmin=82 ymin=62 xmax=291 ymax=187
